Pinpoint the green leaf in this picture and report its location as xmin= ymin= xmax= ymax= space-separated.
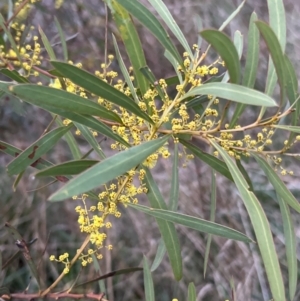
xmin=272 ymin=125 xmax=300 ymax=133
xmin=39 ymin=26 xmax=56 ymax=60
xmin=35 ymin=160 xmax=99 ymax=177
xmin=200 ymin=30 xmax=240 ymax=84
xmin=277 ymin=194 xmax=297 ymax=301
xmin=180 ymin=140 xmax=233 ymax=181
xmin=0 ymin=69 xmax=29 ymax=83
xmin=164 ymin=50 xmax=182 ymax=84
xmin=284 ymin=55 xmax=298 ymax=109
xmin=130 ymin=203 xmax=252 ymax=242
xmin=49 ymin=135 xmax=170 ymax=201
xmin=230 ymin=12 xmax=259 ymax=128
xmin=7 ymin=124 xmax=73 ymax=176
xmin=268 ymin=0 xmax=286 ymax=51
xmin=204 ymin=169 xmax=216 ymax=277
xmin=115 ymin=0 xmax=182 ymax=64
xmin=0 ymin=141 xmax=52 ymax=170
xmin=54 ymin=17 xmax=68 ymax=61
xmin=143 ymin=168 xmax=182 ymax=280
xmin=236 ymin=159 xmax=254 ymax=191
xmin=169 ymin=143 xmax=179 ymax=211
xmin=195 ymin=15 xmax=203 ymax=49
xmin=187 ymin=282 xmax=196 ymax=301
xmin=39 ymin=104 xmax=129 ymax=147
xmin=147 ymin=0 xmax=193 ymax=58
xmin=243 ymin=12 xmax=259 ymax=88
xmin=10 ymin=84 xmax=122 ymax=123
xmin=143 ymin=256 xmax=155 ymax=301
xmin=284 ymin=55 xmax=300 ymax=145
xmin=150 ymin=239 xmax=166 ymax=272
xmin=51 ymin=61 xmax=153 ymax=124
xmin=210 ymin=140 xmax=285 ymax=301
xmin=265 ymin=0 xmax=286 ymax=96
xmin=233 ymin=30 xmax=243 ymax=60
xmin=255 ymin=21 xmax=286 ymax=101
xmin=105 ymin=0 xmax=149 ymax=95
xmin=75 ymin=123 xmax=106 ymax=159
xmin=218 ymin=0 xmax=246 ymax=31
xmin=253 ymin=154 xmax=300 ymax=213
xmin=55 ymin=116 xmax=82 ymax=160
xmin=13 ymin=171 xmax=25 ymax=192
xmin=165 ymin=75 xmax=180 ymax=87
xmin=112 ymin=34 xmax=139 ymax=104
xmin=181 ymin=83 xmax=277 ymax=107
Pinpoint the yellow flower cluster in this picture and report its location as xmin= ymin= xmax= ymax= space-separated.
xmin=0 ymin=1 xmax=41 ymax=76
xmin=49 ymin=253 xmax=70 ymax=274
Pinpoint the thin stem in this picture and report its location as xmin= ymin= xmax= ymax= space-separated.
xmin=40 ymin=235 xmax=91 ymax=297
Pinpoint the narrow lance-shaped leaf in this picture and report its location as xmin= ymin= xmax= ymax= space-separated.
xmin=219 ymin=0 xmax=246 ymax=31
xmin=112 ymin=34 xmax=139 ymax=104
xmin=150 ymin=144 xmax=180 ymax=272
xmin=253 ymin=153 xmax=300 ymax=213
xmin=35 ymin=160 xmax=99 ymax=177
xmin=39 ymin=26 xmax=56 ymax=60
xmin=204 ymin=169 xmax=217 ymax=277
xmin=0 ymin=69 xmax=29 ymax=83
xmin=284 ymin=54 xmax=299 ymax=110
xmin=169 ymin=143 xmax=179 ymax=211
xmin=255 ymin=21 xmax=286 ymax=102
xmin=143 ymin=256 xmax=155 ymax=301
xmin=9 ymin=84 xmax=122 ymax=123
xmin=74 ymin=123 xmax=106 ymax=159
xmin=1 ymin=141 xmax=53 ymax=170
xmin=284 ymin=55 xmax=300 ymax=145
xmin=51 ymin=61 xmax=153 ymax=124
xmin=233 ymin=30 xmax=243 ymax=60
xmin=150 ymin=239 xmax=166 ymax=272
xmin=200 ymin=30 xmax=240 ymax=84
xmin=272 ymin=125 xmax=300 ymax=133
xmin=49 ymin=135 xmax=170 ymax=201
xmin=230 ymin=12 xmax=259 ymax=128
xmin=37 ymin=104 xmax=129 ymax=147
xmin=265 ymin=0 xmax=286 ymax=96
xmin=147 ymin=0 xmax=193 ymax=58
xmin=54 ymin=17 xmax=68 ymax=61
xmin=164 ymin=50 xmax=182 ymax=84
xmin=129 ymin=203 xmax=252 ymax=243
xmin=277 ymin=194 xmax=297 ymax=301
xmin=180 ymin=139 xmax=233 ymax=181
xmin=7 ymin=124 xmax=73 ymax=176
xmin=187 ymin=282 xmax=196 ymax=301
xmin=115 ymin=0 xmax=182 ymax=64
xmin=143 ymin=167 xmax=182 ymax=281
xmin=105 ymin=0 xmax=149 ymax=96
xmin=210 ymin=140 xmax=285 ymax=301
xmin=181 ymin=83 xmax=277 ymax=107
xmin=55 ymin=116 xmax=82 ymax=160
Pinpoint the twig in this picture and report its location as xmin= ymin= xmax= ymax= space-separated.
xmin=1 ymin=292 xmax=105 ymax=300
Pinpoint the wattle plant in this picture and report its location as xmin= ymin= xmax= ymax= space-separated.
xmin=0 ymin=0 xmax=298 ymax=301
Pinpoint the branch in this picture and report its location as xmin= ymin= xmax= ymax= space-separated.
xmin=1 ymin=292 xmax=105 ymax=300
